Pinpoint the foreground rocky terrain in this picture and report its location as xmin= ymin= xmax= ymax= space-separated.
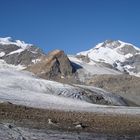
xmin=1 ymin=123 xmax=139 ymax=140
xmin=0 ymin=103 xmax=140 ymax=140
xmin=0 ymin=37 xmax=140 ymax=139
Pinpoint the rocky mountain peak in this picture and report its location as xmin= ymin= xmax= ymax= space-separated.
xmin=101 ymin=40 xmax=121 ymax=49
xmin=26 ymin=49 xmax=75 ymax=80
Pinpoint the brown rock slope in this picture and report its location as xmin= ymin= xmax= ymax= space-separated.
xmin=86 ymin=74 xmax=140 ymax=106
xmin=26 ymin=50 xmax=75 ymax=80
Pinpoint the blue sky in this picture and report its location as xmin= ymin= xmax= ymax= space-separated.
xmin=0 ymin=0 xmax=140 ymax=54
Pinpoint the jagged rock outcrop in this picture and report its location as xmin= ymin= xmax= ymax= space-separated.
xmin=26 ymin=49 xmax=75 ymax=79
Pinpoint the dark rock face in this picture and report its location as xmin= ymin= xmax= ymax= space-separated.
xmin=47 ymin=50 xmax=75 ymax=76
xmin=0 ymin=44 xmax=18 ymax=54
xmin=26 ymin=50 xmax=75 ymax=79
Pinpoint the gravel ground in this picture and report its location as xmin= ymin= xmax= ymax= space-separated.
xmin=0 ymin=123 xmax=140 ymax=140
xmin=0 ymin=103 xmax=140 ymax=140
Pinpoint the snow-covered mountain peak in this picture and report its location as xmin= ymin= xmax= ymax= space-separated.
xmin=77 ymin=40 xmax=140 ymax=76
xmin=78 ymin=40 xmax=140 ymax=59
xmin=0 ymin=37 xmax=44 ymax=67
xmin=0 ymin=37 xmax=32 ymax=49
xmin=78 ymin=40 xmax=139 ymax=59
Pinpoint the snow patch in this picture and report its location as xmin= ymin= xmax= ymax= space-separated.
xmin=32 ymin=59 xmax=41 ymax=64
xmin=0 ymin=60 xmax=26 ymax=70
xmin=0 ymin=52 xmax=5 ymax=57
xmin=124 ymin=65 xmax=135 ymax=70
xmin=8 ymin=48 xmax=25 ymax=55
xmin=125 ymin=53 xmax=133 ymax=58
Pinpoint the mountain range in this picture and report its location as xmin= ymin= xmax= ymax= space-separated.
xmin=1 ymin=37 xmax=140 ymax=78
xmin=0 ymin=37 xmax=140 ymax=107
